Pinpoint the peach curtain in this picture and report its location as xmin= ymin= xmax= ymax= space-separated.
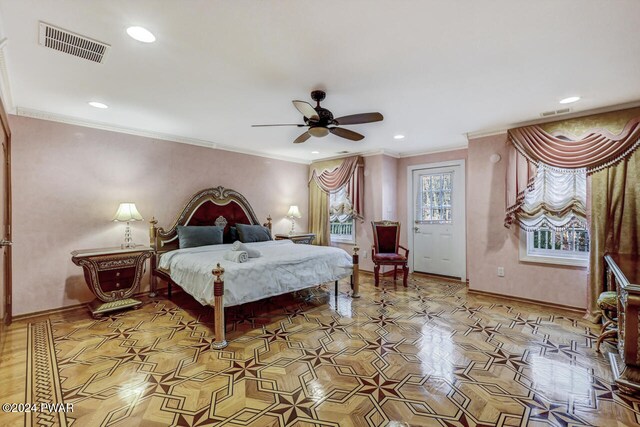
xmin=308 ymin=156 xmax=365 ymax=245
xmin=309 ymin=156 xmax=364 ymax=220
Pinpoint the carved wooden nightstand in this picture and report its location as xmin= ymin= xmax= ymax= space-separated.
xmin=274 ymin=233 xmax=316 ymax=245
xmin=71 ymin=245 xmax=152 ymax=318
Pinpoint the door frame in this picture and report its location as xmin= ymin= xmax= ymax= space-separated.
xmin=406 ymin=159 xmax=466 ymax=279
xmin=0 ymin=98 xmax=11 ymax=325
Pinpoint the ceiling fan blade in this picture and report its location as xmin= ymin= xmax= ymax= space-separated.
xmin=292 ymin=100 xmax=320 ymax=121
xmin=334 ymin=112 xmax=383 ymax=125
xmin=251 ymin=124 xmax=305 ymax=127
xmin=293 ymin=131 xmax=312 ymax=144
xmin=330 ymin=127 xmax=364 ymax=141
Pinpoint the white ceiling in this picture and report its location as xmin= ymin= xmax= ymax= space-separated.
xmin=0 ymin=0 xmax=639 ymax=162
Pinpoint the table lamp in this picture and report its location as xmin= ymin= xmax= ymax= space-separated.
xmin=113 ymin=202 xmax=143 ymax=248
xmin=286 ymin=205 xmax=301 ymax=235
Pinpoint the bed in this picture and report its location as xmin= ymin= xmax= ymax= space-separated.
xmin=149 ymin=186 xmax=360 ymax=350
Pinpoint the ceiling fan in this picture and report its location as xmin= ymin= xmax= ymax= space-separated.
xmin=252 ymin=90 xmax=383 ymax=144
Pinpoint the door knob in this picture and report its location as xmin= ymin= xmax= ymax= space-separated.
xmin=413 ymin=227 xmax=419 ymax=233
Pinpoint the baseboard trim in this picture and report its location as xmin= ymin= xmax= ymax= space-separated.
xmin=467 ymin=288 xmax=586 ymax=315
xmin=411 ymin=271 xmax=466 ymax=283
xmin=12 ymin=289 xmax=162 ymax=322
xmin=13 ymin=301 xmax=88 ymax=322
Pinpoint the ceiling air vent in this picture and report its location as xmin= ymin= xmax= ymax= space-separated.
xmin=540 ymin=107 xmax=572 ymax=118
xmin=336 ymin=151 xmax=350 ymax=154
xmin=38 ymin=22 xmax=110 ymax=64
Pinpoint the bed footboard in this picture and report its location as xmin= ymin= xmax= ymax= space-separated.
xmin=211 ymin=263 xmax=228 ymax=349
xmin=352 ymin=246 xmax=360 ymax=298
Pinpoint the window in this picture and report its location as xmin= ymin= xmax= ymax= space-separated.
xmin=330 ymin=186 xmax=356 ymax=243
xmin=415 ymin=172 xmax=452 ymax=224
xmin=520 ymin=226 xmax=589 ymax=267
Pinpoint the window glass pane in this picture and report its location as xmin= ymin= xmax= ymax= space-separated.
xmin=528 ymin=226 xmax=589 ymax=260
xmin=416 ymin=172 xmax=453 ymax=224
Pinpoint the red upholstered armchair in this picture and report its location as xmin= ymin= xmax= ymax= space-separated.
xmin=371 ymin=221 xmax=409 ymax=287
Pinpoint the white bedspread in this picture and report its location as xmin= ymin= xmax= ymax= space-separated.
xmin=158 ymin=240 xmax=353 ymax=307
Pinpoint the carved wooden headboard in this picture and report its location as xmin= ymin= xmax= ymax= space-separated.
xmin=149 ymin=186 xmax=271 ymax=252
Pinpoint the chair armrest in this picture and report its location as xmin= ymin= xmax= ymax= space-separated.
xmin=398 ymin=245 xmax=409 ymax=257
xmin=371 ymin=245 xmax=377 ymax=258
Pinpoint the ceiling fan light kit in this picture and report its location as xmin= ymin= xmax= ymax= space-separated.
xmin=253 ymin=90 xmax=383 ymax=144
xmin=308 ymin=127 xmax=330 ymax=138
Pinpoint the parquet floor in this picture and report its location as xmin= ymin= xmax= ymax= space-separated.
xmin=1 ymin=273 xmax=640 ymax=426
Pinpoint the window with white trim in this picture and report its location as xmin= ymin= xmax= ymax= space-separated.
xmin=330 ymin=186 xmax=356 ymax=243
xmin=516 ymin=164 xmax=590 ymax=267
xmin=520 ymin=226 xmax=590 ymax=267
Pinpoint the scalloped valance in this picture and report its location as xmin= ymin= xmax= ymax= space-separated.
xmin=506 ymin=107 xmax=640 ymax=230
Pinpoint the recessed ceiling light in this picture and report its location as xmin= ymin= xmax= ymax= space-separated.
xmin=559 ymin=96 xmax=580 ymax=104
xmin=126 ymin=26 xmax=156 ymax=43
xmin=393 ymin=134 xmax=405 ymax=140
xmin=311 ymin=151 xmax=320 ymax=154
xmin=88 ymin=101 xmax=108 ymax=109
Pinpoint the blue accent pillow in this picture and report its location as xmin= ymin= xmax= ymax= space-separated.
xmin=236 ymin=223 xmax=272 ymax=243
xmin=177 ymin=226 xmax=224 ymax=248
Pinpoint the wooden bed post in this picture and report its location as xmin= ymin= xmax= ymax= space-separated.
xmin=149 ymin=217 xmax=159 ymax=297
xmin=211 ymin=263 xmax=228 ymax=349
xmin=352 ymin=246 xmax=360 ymax=298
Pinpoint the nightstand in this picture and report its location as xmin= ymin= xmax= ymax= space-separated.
xmin=71 ymin=245 xmax=153 ymax=318
xmin=274 ymin=233 xmax=316 ymax=245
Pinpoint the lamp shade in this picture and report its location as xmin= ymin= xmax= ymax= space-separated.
xmin=113 ymin=203 xmax=143 ymax=222
xmin=286 ymin=205 xmax=302 ymax=218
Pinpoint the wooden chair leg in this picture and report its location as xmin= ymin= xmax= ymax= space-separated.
xmin=595 ymin=328 xmax=617 ymax=353
xmin=601 ymin=319 xmax=613 ymax=333
xmin=393 ymin=266 xmax=397 ymax=281
xmin=403 ymin=264 xmax=408 ymax=287
xmin=374 ymin=265 xmax=380 ymax=287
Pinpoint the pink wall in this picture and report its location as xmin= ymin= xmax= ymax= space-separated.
xmin=466 ymin=134 xmax=587 ymax=309
xmin=10 ymin=115 xmax=309 ymax=315
xmin=381 ymin=155 xmax=398 ymax=221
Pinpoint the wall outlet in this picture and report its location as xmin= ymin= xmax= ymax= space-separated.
xmin=363 ymin=251 xmax=368 ymax=259
xmin=497 ymin=267 xmax=505 ymax=277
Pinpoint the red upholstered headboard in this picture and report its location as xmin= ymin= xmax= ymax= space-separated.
xmin=150 ymin=186 xmax=271 ymax=252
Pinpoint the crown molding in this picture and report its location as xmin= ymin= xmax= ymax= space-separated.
xmin=362 ymin=149 xmax=400 ymax=158
xmin=397 ymin=144 xmax=468 ymax=158
xmin=212 ymin=142 xmax=309 ymax=164
xmin=465 ymin=129 xmax=508 ymax=140
xmin=15 ymin=107 xmax=310 ymax=164
xmin=0 ymin=38 xmax=15 ymax=114
xmin=466 ymin=100 xmax=640 ymax=140
xmin=311 ymin=149 xmax=401 ymax=163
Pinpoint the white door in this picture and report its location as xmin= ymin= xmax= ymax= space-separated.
xmin=412 ymin=164 xmax=464 ymax=279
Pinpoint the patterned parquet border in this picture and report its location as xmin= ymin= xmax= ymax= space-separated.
xmin=26 ymin=321 xmax=69 ymax=427
xmin=26 ymin=275 xmax=640 ymax=426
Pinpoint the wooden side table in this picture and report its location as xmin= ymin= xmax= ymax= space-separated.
xmin=71 ymin=245 xmax=152 ymax=317
xmin=275 ymin=233 xmax=316 ymax=245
